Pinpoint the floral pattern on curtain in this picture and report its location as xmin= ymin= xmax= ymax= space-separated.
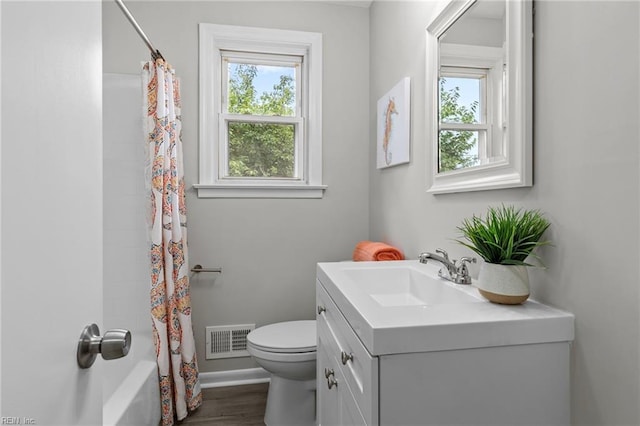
xmin=143 ymin=58 xmax=202 ymax=426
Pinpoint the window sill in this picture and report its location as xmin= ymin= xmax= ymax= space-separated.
xmin=193 ymin=184 xmax=327 ymax=199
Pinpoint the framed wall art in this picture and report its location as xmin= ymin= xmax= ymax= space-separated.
xmin=377 ymin=77 xmax=410 ymax=169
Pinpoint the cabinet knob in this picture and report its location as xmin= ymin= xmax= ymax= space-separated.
xmin=327 ymin=375 xmax=338 ymax=389
xmin=341 ymin=351 xmax=354 ymax=365
xmin=324 ymin=367 xmax=334 ymax=379
xmin=317 ymin=305 xmax=326 ymax=315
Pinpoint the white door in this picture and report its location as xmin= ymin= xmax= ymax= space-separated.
xmin=1 ymin=1 xmax=104 ymax=424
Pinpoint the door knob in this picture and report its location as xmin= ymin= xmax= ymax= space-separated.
xmin=77 ymin=324 xmax=132 ymax=369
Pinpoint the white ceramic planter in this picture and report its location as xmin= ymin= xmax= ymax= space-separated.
xmin=476 ymin=263 xmax=530 ymax=304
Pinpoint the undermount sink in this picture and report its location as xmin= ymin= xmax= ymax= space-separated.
xmin=316 ymin=260 xmax=574 ymax=356
xmin=342 ymin=266 xmax=482 ymax=307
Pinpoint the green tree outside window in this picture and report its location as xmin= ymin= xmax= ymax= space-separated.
xmin=227 ymin=64 xmax=296 ymax=178
xmin=439 ymin=77 xmax=479 ymax=172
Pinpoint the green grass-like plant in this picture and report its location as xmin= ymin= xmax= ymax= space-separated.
xmin=456 ymin=205 xmax=551 ymax=266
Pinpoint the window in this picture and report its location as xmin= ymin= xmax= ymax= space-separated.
xmin=196 ymin=24 xmax=324 ymax=198
xmin=438 ymin=43 xmax=505 ymax=173
xmin=222 ymin=52 xmax=301 ymax=179
xmin=439 ymin=66 xmax=490 ymax=172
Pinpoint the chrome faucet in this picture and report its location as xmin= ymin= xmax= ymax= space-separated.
xmin=418 ymin=248 xmax=476 ymax=285
xmin=419 ymin=249 xmax=457 ymax=278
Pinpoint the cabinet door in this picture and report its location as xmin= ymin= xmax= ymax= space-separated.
xmin=318 ymin=325 xmax=368 ymax=426
xmin=339 ymin=375 xmax=368 ymax=426
xmin=317 ymin=331 xmax=340 ymax=426
xmin=317 ymin=282 xmax=379 ymax=424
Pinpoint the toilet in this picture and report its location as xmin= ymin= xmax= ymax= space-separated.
xmin=246 ymin=320 xmax=317 ymax=426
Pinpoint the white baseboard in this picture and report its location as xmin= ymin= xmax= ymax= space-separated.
xmin=199 ymin=367 xmax=270 ymax=389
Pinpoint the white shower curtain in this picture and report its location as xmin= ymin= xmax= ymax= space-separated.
xmin=142 ymin=58 xmax=202 ymax=425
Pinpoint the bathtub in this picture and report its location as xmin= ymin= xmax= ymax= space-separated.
xmin=104 ymin=360 xmax=160 ymax=426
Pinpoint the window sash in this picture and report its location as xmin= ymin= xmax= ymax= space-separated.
xmin=219 ymin=50 xmax=304 ymax=181
xmin=219 ymin=114 xmax=304 ymax=181
xmin=439 ymin=66 xmax=488 ymax=125
xmin=221 ymin=50 xmax=303 ymax=118
xmin=440 ymin=66 xmax=493 ymax=162
xmin=439 ymin=122 xmax=489 ymax=132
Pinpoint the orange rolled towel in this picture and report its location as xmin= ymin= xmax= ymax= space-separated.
xmin=352 ymin=241 xmax=405 ymax=261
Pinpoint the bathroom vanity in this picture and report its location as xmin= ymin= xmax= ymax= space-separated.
xmin=316 ymin=260 xmax=574 ymax=426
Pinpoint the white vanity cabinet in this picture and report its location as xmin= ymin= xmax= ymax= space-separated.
xmin=316 ymin=261 xmax=575 ymax=426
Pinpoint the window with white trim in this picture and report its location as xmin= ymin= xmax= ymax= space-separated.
xmin=196 ymin=24 xmax=325 ymax=198
xmin=439 ymin=66 xmax=490 ymax=171
xmin=438 ymin=43 xmax=504 ymax=173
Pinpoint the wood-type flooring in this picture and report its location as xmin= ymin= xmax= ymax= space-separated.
xmin=178 ymin=383 xmax=268 ymax=425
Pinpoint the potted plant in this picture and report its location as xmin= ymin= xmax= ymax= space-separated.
xmin=456 ymin=205 xmax=551 ymax=304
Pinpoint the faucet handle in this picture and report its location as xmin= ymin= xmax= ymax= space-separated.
xmin=459 ymin=257 xmax=477 ymax=266
xmin=454 ymin=257 xmax=477 ymax=285
xmin=435 ymin=248 xmax=449 ymax=261
xmin=457 ymin=257 xmax=477 ymax=273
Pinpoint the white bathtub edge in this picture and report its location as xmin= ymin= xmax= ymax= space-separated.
xmin=199 ymin=367 xmax=270 ymax=388
xmin=103 ymin=360 xmax=159 ymax=426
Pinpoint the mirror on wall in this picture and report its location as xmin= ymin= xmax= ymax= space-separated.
xmin=426 ymin=0 xmax=532 ymax=194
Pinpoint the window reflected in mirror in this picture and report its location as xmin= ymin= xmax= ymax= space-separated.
xmin=437 ymin=0 xmax=505 ymax=173
xmin=439 ymin=72 xmax=486 ymax=171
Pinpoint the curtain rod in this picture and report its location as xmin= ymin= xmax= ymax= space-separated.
xmin=114 ymin=0 xmax=164 ymax=61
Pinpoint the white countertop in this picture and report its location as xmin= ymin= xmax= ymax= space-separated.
xmin=317 ymin=260 xmax=575 ymax=356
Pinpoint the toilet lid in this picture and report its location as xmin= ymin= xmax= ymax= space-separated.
xmin=247 ymin=320 xmax=316 ymax=353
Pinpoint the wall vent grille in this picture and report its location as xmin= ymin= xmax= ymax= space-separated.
xmin=205 ymin=324 xmax=255 ymax=359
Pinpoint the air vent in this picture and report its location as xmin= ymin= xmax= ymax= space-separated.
xmin=205 ymin=324 xmax=255 ymax=359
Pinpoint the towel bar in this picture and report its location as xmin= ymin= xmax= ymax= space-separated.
xmin=191 ymin=264 xmax=222 ymax=273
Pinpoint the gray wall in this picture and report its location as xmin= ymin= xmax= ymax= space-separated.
xmin=102 ymin=1 xmax=370 ymax=372
xmin=370 ymin=1 xmax=639 ymax=425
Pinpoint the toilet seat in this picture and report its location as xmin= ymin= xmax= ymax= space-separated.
xmin=247 ymin=320 xmax=316 ymax=354
xmin=247 ymin=344 xmax=316 ymax=363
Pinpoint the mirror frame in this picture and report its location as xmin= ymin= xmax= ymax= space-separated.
xmin=426 ymin=0 xmax=532 ymax=194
